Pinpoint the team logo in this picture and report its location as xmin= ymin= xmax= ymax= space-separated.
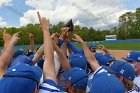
xmin=138 ymin=57 xmax=140 ymax=61
xmin=120 ymin=69 xmax=124 ymax=75
xmin=127 ymin=53 xmax=130 ymax=57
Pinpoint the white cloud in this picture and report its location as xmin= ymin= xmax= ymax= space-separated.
xmin=20 ymin=0 xmax=130 ymax=29
xmin=0 ymin=17 xmax=8 ymax=28
xmin=0 ymin=0 xmax=12 ymax=6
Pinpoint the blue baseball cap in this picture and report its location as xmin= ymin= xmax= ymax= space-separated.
xmin=104 ymin=53 xmax=115 ymax=61
xmin=29 ymin=54 xmax=44 ymax=69
xmin=105 ymin=60 xmax=136 ymax=81
xmin=62 ymin=67 xmax=88 ymax=89
xmin=0 ymin=63 xmax=42 ymax=93
xmin=123 ymin=51 xmax=140 ymax=62
xmin=89 ymin=43 xmax=96 ymax=48
xmin=29 ymin=54 xmax=35 ymax=60
xmin=68 ymin=54 xmax=87 ymax=70
xmin=13 ymin=49 xmax=25 ymax=58
xmin=10 ymin=55 xmax=34 ymax=67
xmin=89 ymin=72 xmax=125 ymax=93
xmin=94 ymin=52 xmax=114 ymax=66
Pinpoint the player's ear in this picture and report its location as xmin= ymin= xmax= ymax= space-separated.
xmin=118 ymin=76 xmax=124 ymax=82
xmin=33 ymin=86 xmax=38 ymax=93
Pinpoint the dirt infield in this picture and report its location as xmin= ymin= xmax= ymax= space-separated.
xmin=99 ymin=50 xmax=131 ymax=60
xmin=108 ymin=50 xmax=131 ymax=60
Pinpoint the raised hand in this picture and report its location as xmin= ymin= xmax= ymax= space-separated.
xmin=61 ymin=27 xmax=69 ymax=40
xmin=10 ymin=32 xmax=20 ymax=45
xmin=29 ymin=33 xmax=34 ymax=39
xmin=55 ymin=32 xmax=60 ymax=38
xmin=37 ymin=11 xmax=57 ymax=82
xmin=3 ymin=29 xmax=12 ymax=43
xmin=37 ymin=11 xmax=50 ymax=31
xmin=29 ymin=33 xmax=35 ymax=52
xmin=98 ymin=44 xmax=109 ymax=54
xmin=0 ymin=32 xmax=20 ymax=78
xmin=98 ymin=45 xmax=105 ymax=50
xmin=72 ymin=34 xmax=84 ymax=43
xmin=51 ymin=33 xmax=60 ymax=44
xmin=51 ymin=33 xmax=58 ymax=39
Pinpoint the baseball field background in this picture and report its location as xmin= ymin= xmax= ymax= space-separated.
xmin=0 ymin=39 xmax=139 ymax=60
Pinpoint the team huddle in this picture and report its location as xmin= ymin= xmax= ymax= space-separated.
xmin=0 ymin=11 xmax=139 ymax=93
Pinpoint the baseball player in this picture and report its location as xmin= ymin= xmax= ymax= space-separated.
xmin=123 ymin=51 xmax=140 ymax=89
xmin=72 ymin=34 xmax=125 ymax=93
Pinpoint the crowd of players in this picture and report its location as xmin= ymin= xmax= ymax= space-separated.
xmin=0 ymin=12 xmax=140 ymax=93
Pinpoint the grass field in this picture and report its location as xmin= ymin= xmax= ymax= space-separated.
xmin=74 ymin=42 xmax=140 ymax=50
xmin=0 ymin=42 xmax=140 ymax=51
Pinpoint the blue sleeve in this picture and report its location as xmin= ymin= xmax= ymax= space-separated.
xmin=59 ymin=39 xmax=64 ymax=47
xmin=39 ymin=79 xmax=61 ymax=92
xmin=67 ymin=42 xmax=84 ymax=54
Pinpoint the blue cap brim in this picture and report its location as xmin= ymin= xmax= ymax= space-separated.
xmin=102 ymin=66 xmax=116 ymax=74
xmin=108 ymin=58 xmax=115 ymax=62
xmin=61 ymin=70 xmax=70 ymax=79
xmin=31 ymin=66 xmax=42 ymax=81
xmin=61 ymin=68 xmax=88 ymax=89
xmin=0 ymin=77 xmax=37 ymax=93
xmin=122 ymin=57 xmax=135 ymax=62
xmin=90 ymin=47 xmax=96 ymax=48
xmin=0 ymin=64 xmax=42 ymax=93
xmin=11 ymin=55 xmax=34 ymax=66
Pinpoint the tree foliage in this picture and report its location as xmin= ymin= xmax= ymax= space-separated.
xmin=118 ymin=8 xmax=140 ymax=39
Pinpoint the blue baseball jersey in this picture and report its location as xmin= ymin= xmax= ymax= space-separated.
xmin=67 ymin=42 xmax=84 ymax=55
xmin=38 ymin=79 xmax=62 ymax=93
xmin=126 ymin=87 xmax=140 ymax=93
xmin=86 ymin=67 xmax=108 ymax=92
xmin=134 ymin=76 xmax=140 ymax=89
xmin=86 ymin=66 xmax=125 ymax=93
xmin=126 ymin=82 xmax=140 ymax=93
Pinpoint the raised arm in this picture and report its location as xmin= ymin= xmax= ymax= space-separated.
xmin=72 ymin=34 xmax=100 ymax=71
xmin=29 ymin=33 xmax=35 ymax=52
xmin=60 ymin=27 xmax=83 ymax=54
xmin=2 ymin=29 xmax=12 ymax=52
xmin=98 ymin=45 xmax=110 ymax=54
xmin=32 ymin=45 xmax=44 ymax=64
xmin=37 ymin=12 xmax=57 ymax=82
xmin=52 ymin=39 xmax=71 ymax=71
xmin=67 ymin=42 xmax=84 ymax=54
xmin=0 ymin=32 xmax=19 ymax=78
xmin=61 ymin=42 xmax=68 ymax=57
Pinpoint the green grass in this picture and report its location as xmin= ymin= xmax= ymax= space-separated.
xmin=4 ymin=42 xmax=140 ymax=51
xmin=74 ymin=42 xmax=140 ymax=50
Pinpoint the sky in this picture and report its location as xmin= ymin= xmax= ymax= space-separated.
xmin=0 ymin=0 xmax=140 ymax=30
